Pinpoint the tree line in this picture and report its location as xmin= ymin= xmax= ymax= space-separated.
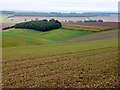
xmin=14 ymin=19 xmax=61 ymax=31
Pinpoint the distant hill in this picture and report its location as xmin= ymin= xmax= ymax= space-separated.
xmin=0 ymin=11 xmax=118 ymax=17
xmin=0 ymin=11 xmax=15 ymax=14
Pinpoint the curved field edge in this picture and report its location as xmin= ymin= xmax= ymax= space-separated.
xmin=2 ymin=28 xmax=93 ymax=48
xmin=63 ymin=30 xmax=118 ymax=43
xmin=3 ymin=39 xmax=118 ymax=61
xmin=2 ymin=32 xmax=56 ymax=47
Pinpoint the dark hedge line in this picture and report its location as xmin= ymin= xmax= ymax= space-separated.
xmin=14 ymin=19 xmax=61 ymax=31
xmin=2 ymin=26 xmax=15 ymax=30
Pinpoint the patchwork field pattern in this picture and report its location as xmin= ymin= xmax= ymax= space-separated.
xmin=2 ymin=14 xmax=119 ymax=88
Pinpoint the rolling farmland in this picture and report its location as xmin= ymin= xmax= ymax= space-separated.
xmin=2 ymin=28 xmax=93 ymax=48
xmin=2 ymin=14 xmax=119 ymax=88
xmin=2 ymin=39 xmax=118 ymax=88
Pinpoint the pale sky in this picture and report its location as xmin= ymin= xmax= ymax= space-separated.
xmin=1 ymin=0 xmax=119 ymax=12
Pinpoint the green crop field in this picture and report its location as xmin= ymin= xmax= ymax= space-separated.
xmin=2 ymin=28 xmax=93 ymax=48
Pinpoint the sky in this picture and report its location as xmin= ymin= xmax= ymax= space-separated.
xmin=1 ymin=0 xmax=119 ymax=12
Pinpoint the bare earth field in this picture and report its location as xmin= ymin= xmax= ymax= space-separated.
xmin=7 ymin=16 xmax=118 ymax=22
xmin=2 ymin=40 xmax=118 ymax=88
xmin=69 ymin=22 xmax=119 ymax=28
xmin=2 ymin=23 xmax=15 ymax=29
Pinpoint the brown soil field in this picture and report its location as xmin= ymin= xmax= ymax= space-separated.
xmin=2 ymin=47 xmax=118 ymax=88
xmin=2 ymin=23 xmax=15 ymax=30
xmin=8 ymin=16 xmax=118 ymax=22
xmin=69 ymin=22 xmax=119 ymax=28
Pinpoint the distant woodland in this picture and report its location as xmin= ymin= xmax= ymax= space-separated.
xmin=14 ymin=19 xmax=61 ymax=31
xmin=1 ymin=11 xmax=118 ymax=17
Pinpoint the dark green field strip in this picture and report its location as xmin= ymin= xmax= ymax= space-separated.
xmin=2 ymin=46 xmax=118 ymax=88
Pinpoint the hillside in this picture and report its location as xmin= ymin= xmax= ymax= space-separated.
xmin=1 ymin=11 xmax=118 ymax=17
xmin=2 ymin=20 xmax=119 ymax=88
xmin=1 ymin=0 xmax=119 ymax=88
xmin=2 ymin=28 xmax=93 ymax=48
xmin=64 ymin=30 xmax=118 ymax=43
xmin=3 ymin=39 xmax=118 ymax=88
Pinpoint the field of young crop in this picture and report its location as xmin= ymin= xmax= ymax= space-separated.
xmin=2 ymin=28 xmax=93 ymax=48
xmin=2 ymin=39 xmax=118 ymax=88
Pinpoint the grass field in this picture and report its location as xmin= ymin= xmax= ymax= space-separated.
xmin=2 ymin=28 xmax=93 ymax=48
xmin=2 ymin=39 xmax=118 ymax=88
xmin=64 ymin=30 xmax=118 ymax=43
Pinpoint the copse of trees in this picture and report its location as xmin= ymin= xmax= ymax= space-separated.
xmin=98 ymin=19 xmax=103 ymax=22
xmin=14 ymin=19 xmax=61 ymax=32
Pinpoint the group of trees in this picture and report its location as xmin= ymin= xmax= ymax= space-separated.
xmin=14 ymin=12 xmax=97 ymax=17
xmin=14 ymin=19 xmax=61 ymax=31
xmin=62 ymin=19 xmax=103 ymax=23
xmin=84 ymin=19 xmax=103 ymax=22
xmin=14 ymin=12 xmax=116 ymax=17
